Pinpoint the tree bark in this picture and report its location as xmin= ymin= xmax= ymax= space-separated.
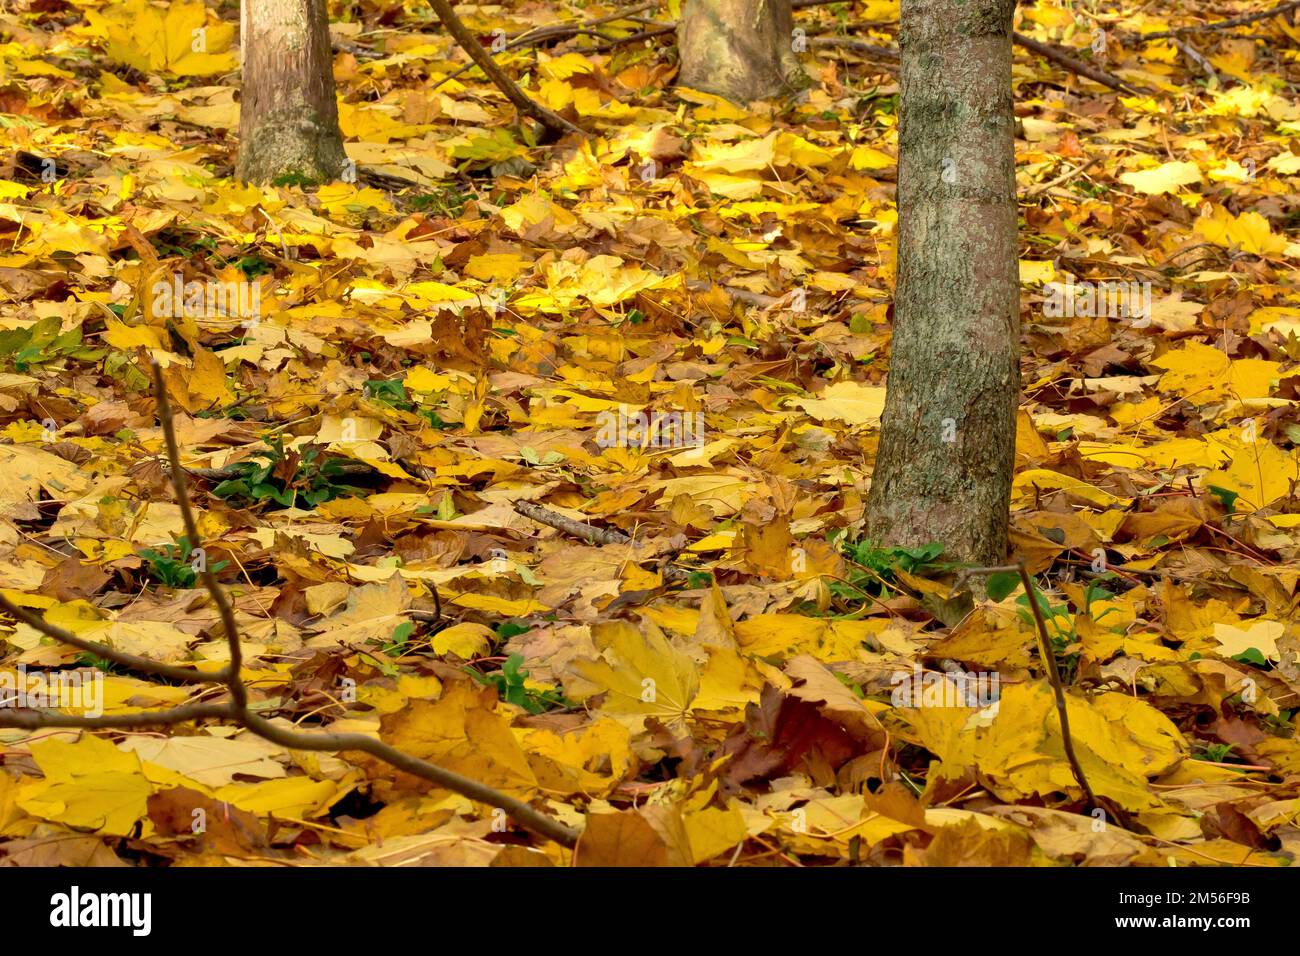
xmin=866 ymin=0 xmax=1020 ymax=566
xmin=237 ymin=0 xmax=348 ymax=184
xmin=677 ymin=0 xmax=804 ymax=103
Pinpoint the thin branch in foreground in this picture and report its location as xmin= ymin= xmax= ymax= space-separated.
xmin=514 ymin=500 xmax=636 ymax=547
xmin=1011 ymin=562 xmax=1099 ymax=813
xmin=0 ymin=702 xmax=234 ymax=730
xmin=150 ymin=363 xmax=579 ymax=846
xmin=963 ymin=563 xmax=1126 ymax=828
xmin=0 ymin=361 xmax=581 ymax=850
xmin=808 ymin=36 xmax=899 ymax=60
xmin=154 ymin=362 xmax=248 ymax=711
xmin=0 ymin=590 xmax=226 ymax=685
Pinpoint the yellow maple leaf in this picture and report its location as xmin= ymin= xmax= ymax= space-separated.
xmin=17 ymin=734 xmax=152 ymax=836
xmin=214 ymin=777 xmax=339 ymax=818
xmin=572 ymin=620 xmax=700 ymax=730
xmin=377 ymin=681 xmax=537 ymax=794
xmin=789 ymin=381 xmax=887 ymax=426
xmin=431 ymin=622 xmax=493 ymax=659
xmin=1213 ymin=620 xmax=1283 ymax=661
xmin=683 ymin=805 xmax=748 ymax=864
xmin=904 ymin=682 xmax=1184 ymax=810
xmin=1119 ymin=161 xmax=1201 ymax=195
xmin=522 ymin=718 xmax=633 ymax=796
xmin=1194 ymin=207 xmax=1288 ymax=256
xmin=104 ymin=0 xmax=237 ymax=77
xmin=103 ymin=317 xmax=164 ymax=351
xmin=1202 ymin=440 xmax=1299 ymax=511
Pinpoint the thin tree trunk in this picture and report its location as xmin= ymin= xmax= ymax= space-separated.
xmin=237 ymin=0 xmax=347 ymax=184
xmin=678 ymin=0 xmax=804 ymax=103
xmin=866 ymin=0 xmax=1020 ymax=566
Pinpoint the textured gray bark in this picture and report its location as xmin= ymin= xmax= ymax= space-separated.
xmin=866 ymin=0 xmax=1020 ymax=566
xmin=677 ymin=0 xmax=804 ymax=103
xmin=237 ymin=0 xmax=347 ymax=184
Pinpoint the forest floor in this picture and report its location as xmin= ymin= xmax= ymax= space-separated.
xmin=0 ymin=0 xmax=1297 ymax=866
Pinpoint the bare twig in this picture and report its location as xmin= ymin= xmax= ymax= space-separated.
xmin=513 ymin=500 xmax=689 ymax=582
xmin=505 ymin=1 xmax=657 ymax=45
xmin=962 ymin=563 xmax=1111 ymax=821
xmin=1011 ymin=562 xmax=1099 ymax=813
xmin=756 ymin=28 xmax=1145 ymax=97
xmin=1172 ymin=37 xmax=1220 ymax=86
xmin=154 ymin=364 xmax=249 ymax=711
xmin=155 ymin=364 xmax=571 ymax=844
xmin=586 ymin=23 xmax=675 ymax=52
xmin=426 ymin=0 xmax=582 ymax=141
xmin=1012 ymin=32 xmax=1147 ymax=95
xmin=809 ymin=37 xmax=899 ymax=60
xmin=429 ymin=23 xmax=624 ymax=92
xmin=525 ymin=0 xmax=658 ymax=34
xmin=514 ymin=500 xmax=633 ymax=547
xmin=0 ymin=702 xmax=234 ymax=730
xmin=1137 ymin=0 xmax=1300 ymax=40
xmin=1025 ymin=155 xmax=1102 ymax=198
xmin=0 ymin=590 xmax=227 ymax=685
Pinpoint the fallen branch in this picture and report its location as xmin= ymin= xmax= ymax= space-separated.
xmin=0 ymin=702 xmax=233 ymax=730
xmin=586 ymin=23 xmax=675 ymax=52
xmin=429 ymin=23 xmax=625 ymax=92
xmin=809 ymin=36 xmax=899 ymax=60
xmin=426 ymin=0 xmax=582 ymax=141
xmin=1025 ymin=155 xmax=1102 ymax=199
xmin=505 ymin=1 xmax=658 ymax=45
xmin=1012 ymin=32 xmax=1147 ymax=95
xmin=513 ymin=500 xmax=689 ymax=582
xmin=1172 ymin=36 xmax=1220 ymax=86
xmin=514 ymin=500 xmax=633 ymax=547
xmin=0 ymin=590 xmax=226 ymax=685
xmin=0 ymin=362 xmax=580 ymax=850
xmin=775 ymin=30 xmax=1144 ymax=96
xmin=1137 ymin=0 xmax=1300 ymax=41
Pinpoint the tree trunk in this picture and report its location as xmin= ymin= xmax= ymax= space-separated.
xmin=237 ymin=0 xmax=347 ymax=184
xmin=677 ymin=0 xmax=803 ymax=103
xmin=866 ymin=0 xmax=1020 ymax=566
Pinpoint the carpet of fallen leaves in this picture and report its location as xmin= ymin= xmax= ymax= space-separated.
xmin=0 ymin=0 xmax=1297 ymax=867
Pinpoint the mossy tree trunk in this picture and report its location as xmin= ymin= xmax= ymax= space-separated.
xmin=866 ymin=0 xmax=1020 ymax=566
xmin=677 ymin=0 xmax=803 ymax=103
xmin=237 ymin=0 xmax=347 ymax=184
